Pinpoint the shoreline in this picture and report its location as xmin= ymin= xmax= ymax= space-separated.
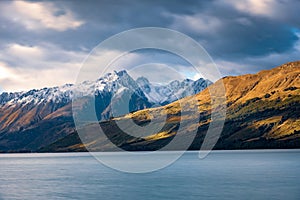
xmin=1 ymin=148 xmax=300 ymax=156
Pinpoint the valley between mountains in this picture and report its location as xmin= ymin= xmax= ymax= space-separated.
xmin=0 ymin=61 xmax=299 ymax=152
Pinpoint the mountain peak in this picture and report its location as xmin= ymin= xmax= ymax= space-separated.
xmin=115 ymin=70 xmax=129 ymax=77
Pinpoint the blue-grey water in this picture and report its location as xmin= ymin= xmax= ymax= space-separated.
xmin=0 ymin=150 xmax=299 ymax=200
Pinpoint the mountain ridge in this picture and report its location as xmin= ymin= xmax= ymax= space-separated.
xmin=0 ymin=70 xmax=211 ymax=151
xmin=38 ymin=61 xmax=300 ymax=152
xmin=0 ymin=61 xmax=299 ymax=152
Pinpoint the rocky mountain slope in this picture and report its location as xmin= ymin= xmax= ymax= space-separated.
xmin=38 ymin=61 xmax=300 ymax=152
xmin=0 ymin=71 xmax=210 ymax=152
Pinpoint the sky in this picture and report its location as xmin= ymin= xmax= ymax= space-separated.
xmin=0 ymin=0 xmax=299 ymax=92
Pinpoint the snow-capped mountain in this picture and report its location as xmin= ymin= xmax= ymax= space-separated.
xmin=0 ymin=70 xmax=125 ymax=106
xmin=0 ymin=70 xmax=211 ymax=107
xmin=136 ymin=76 xmax=211 ymax=104
xmin=0 ymin=70 xmax=211 ymax=135
xmin=1 ymin=61 xmax=299 ymax=153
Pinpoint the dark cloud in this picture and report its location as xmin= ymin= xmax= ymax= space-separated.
xmin=0 ymin=0 xmax=299 ymax=82
xmin=2 ymin=0 xmax=299 ymax=53
xmin=204 ymin=18 xmax=298 ymax=58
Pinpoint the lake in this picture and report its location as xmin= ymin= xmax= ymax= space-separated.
xmin=0 ymin=150 xmax=299 ymax=200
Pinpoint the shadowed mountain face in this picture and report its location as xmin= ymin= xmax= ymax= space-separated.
xmin=0 ymin=71 xmax=210 ymax=152
xmin=0 ymin=61 xmax=299 ymax=152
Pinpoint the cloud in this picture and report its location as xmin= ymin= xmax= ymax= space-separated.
xmin=0 ymin=43 xmax=86 ymax=92
xmin=79 ymin=47 xmax=213 ymax=84
xmin=4 ymin=44 xmax=44 ymax=65
xmin=0 ymin=0 xmax=299 ymax=92
xmin=167 ymin=13 xmax=222 ymax=35
xmin=1 ymin=1 xmax=84 ymax=31
xmin=0 ymin=62 xmax=17 ymax=80
xmin=163 ymin=1 xmax=299 ymax=61
xmin=0 ymin=43 xmax=86 ymax=69
xmin=221 ymin=0 xmax=300 ymax=26
xmin=78 ymin=48 xmax=192 ymax=83
xmin=215 ymin=31 xmax=300 ymax=76
xmin=0 ymin=63 xmax=79 ymax=92
xmin=224 ymin=0 xmax=277 ymax=17
xmin=129 ymin=63 xmax=187 ymax=84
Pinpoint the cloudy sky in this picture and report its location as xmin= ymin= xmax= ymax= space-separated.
xmin=0 ymin=0 xmax=299 ymax=92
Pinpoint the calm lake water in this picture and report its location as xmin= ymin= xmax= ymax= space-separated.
xmin=0 ymin=150 xmax=299 ymax=200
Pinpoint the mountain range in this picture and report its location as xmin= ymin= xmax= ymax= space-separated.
xmin=0 ymin=71 xmax=211 ymax=152
xmin=42 ymin=61 xmax=300 ymax=152
xmin=0 ymin=61 xmax=299 ymax=152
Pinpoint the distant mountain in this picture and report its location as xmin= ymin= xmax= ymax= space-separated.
xmin=0 ymin=70 xmax=210 ymax=152
xmin=136 ymin=76 xmax=210 ymax=105
xmin=38 ymin=61 xmax=300 ymax=152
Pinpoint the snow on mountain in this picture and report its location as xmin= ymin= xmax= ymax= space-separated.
xmin=0 ymin=70 xmax=211 ymax=107
xmin=136 ymin=76 xmax=212 ymax=105
xmin=0 ymin=70 xmax=124 ymax=106
xmin=0 ymin=70 xmax=211 ymax=134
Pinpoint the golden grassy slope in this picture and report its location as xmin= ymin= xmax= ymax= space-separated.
xmin=114 ymin=61 xmax=300 ymax=143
